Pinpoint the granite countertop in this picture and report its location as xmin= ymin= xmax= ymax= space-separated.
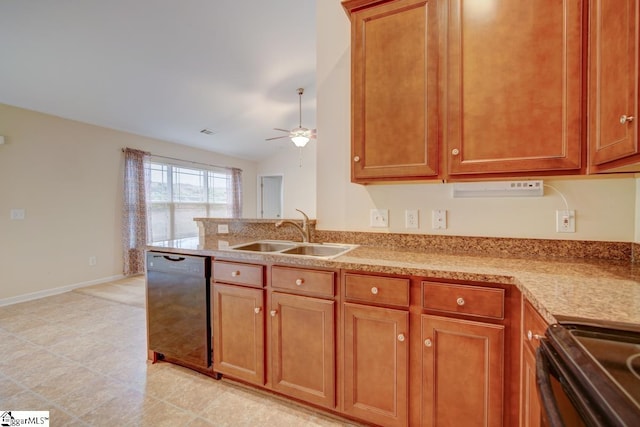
xmin=147 ymin=237 xmax=640 ymax=326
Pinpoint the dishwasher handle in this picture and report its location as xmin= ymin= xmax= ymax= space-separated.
xmin=162 ymin=255 xmax=186 ymax=262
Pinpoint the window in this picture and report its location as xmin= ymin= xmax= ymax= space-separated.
xmin=146 ymin=159 xmax=240 ymax=242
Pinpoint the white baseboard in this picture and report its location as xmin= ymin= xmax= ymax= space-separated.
xmin=0 ymin=274 xmax=126 ymax=307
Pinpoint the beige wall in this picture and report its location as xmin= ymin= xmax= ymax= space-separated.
xmin=316 ymin=1 xmax=637 ymax=242
xmin=256 ymin=141 xmax=317 ymax=219
xmin=0 ymin=103 xmax=257 ymax=301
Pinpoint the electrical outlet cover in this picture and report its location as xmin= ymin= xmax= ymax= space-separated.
xmin=405 ymin=209 xmax=419 ymax=229
xmin=370 ymin=209 xmax=389 ymax=228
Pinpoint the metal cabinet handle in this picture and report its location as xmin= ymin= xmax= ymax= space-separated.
xmin=456 ymin=297 xmax=465 ymax=306
xmin=397 ymin=333 xmax=405 ymax=342
xmin=354 ymin=155 xmax=360 ymax=162
xmin=424 ymin=338 xmax=432 ymax=347
xmin=270 ymin=310 xmax=277 ymax=317
xmin=231 ymin=270 xmax=240 ymax=277
xmin=451 ymin=148 xmax=460 ymax=156
xmin=620 ymin=115 xmax=635 ymax=124
xmin=254 ymin=307 xmax=261 ymax=314
xmin=527 ymin=330 xmax=542 ymax=341
xmin=295 ymin=278 xmax=304 ymax=286
xmin=371 ymin=286 xmax=379 ymax=295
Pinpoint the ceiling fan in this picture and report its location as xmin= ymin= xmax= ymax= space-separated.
xmin=266 ymin=88 xmax=317 ymax=147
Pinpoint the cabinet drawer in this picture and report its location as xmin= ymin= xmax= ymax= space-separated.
xmin=422 ymin=282 xmax=504 ymax=320
xmin=523 ymin=300 xmax=548 ymax=351
xmin=344 ymin=273 xmax=409 ymax=308
xmin=213 ymin=260 xmax=264 ymax=287
xmin=271 ymin=266 xmax=335 ymax=297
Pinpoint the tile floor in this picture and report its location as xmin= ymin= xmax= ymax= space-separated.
xmin=0 ymin=279 xmax=356 ymax=426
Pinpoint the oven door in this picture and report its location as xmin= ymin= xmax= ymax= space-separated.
xmin=536 ymin=323 xmax=640 ymax=427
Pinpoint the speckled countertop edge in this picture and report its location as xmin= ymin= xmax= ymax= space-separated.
xmin=147 ymin=238 xmax=640 ymax=326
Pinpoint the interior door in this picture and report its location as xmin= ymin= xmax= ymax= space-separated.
xmin=259 ymin=175 xmax=283 ymax=218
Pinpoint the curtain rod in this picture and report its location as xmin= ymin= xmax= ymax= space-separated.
xmin=121 ymin=148 xmax=241 ymax=171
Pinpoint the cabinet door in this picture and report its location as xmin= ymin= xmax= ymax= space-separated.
xmin=520 ymin=301 xmax=548 ymax=427
xmin=343 ymin=303 xmax=409 ymax=427
xmin=270 ymin=292 xmax=335 ymax=408
xmin=422 ymin=314 xmax=505 ymax=427
xmin=212 ymin=284 xmax=264 ymax=385
xmin=589 ymin=0 xmax=639 ymax=171
xmin=347 ymin=0 xmax=439 ymax=181
xmin=521 ymin=343 xmax=542 ymax=427
xmin=445 ymin=0 xmax=583 ymax=176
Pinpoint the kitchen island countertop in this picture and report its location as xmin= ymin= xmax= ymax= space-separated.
xmin=147 ymin=237 xmax=640 ymax=326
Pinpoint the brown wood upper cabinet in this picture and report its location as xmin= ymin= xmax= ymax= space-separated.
xmin=588 ymin=0 xmax=640 ymax=173
xmin=444 ymin=0 xmax=584 ymax=176
xmin=343 ymin=0 xmax=439 ymax=182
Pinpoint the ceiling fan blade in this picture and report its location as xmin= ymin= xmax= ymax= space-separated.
xmin=265 ymin=135 xmax=289 ymax=141
xmin=273 ymin=128 xmax=291 ymax=133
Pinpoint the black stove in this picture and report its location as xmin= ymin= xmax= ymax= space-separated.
xmin=537 ymin=319 xmax=640 ymax=426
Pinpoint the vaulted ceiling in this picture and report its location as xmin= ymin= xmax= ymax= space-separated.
xmin=0 ymin=0 xmax=317 ymax=161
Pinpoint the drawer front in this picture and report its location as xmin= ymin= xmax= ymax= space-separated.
xmin=271 ymin=266 xmax=335 ymax=297
xmin=523 ymin=300 xmax=548 ymax=351
xmin=344 ymin=273 xmax=410 ymax=307
xmin=422 ymin=282 xmax=504 ymax=320
xmin=213 ymin=260 xmax=264 ymax=287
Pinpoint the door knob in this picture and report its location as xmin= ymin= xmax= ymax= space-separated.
xmin=254 ymin=307 xmax=261 ymax=314
xmin=424 ymin=338 xmax=432 ymax=347
xmin=270 ymin=310 xmax=277 ymax=317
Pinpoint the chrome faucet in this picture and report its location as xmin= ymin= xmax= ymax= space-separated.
xmin=275 ymin=209 xmax=311 ymax=242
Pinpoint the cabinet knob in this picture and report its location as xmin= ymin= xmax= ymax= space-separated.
xmin=231 ymin=270 xmax=240 ymax=277
xmin=254 ymin=307 xmax=261 ymax=314
xmin=270 ymin=310 xmax=277 ymax=317
xmin=456 ymin=297 xmax=465 ymax=306
xmin=620 ymin=115 xmax=635 ymax=124
xmin=371 ymin=286 xmax=379 ymax=295
xmin=527 ymin=330 xmax=542 ymax=341
xmin=354 ymin=155 xmax=361 ymax=162
xmin=424 ymin=338 xmax=432 ymax=347
xmin=397 ymin=333 xmax=405 ymax=342
xmin=295 ymin=278 xmax=304 ymax=286
xmin=451 ymin=148 xmax=460 ymax=156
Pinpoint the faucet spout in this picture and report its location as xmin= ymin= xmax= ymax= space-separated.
xmin=275 ymin=209 xmax=311 ymax=242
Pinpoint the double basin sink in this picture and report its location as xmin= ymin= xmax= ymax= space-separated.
xmin=227 ymin=240 xmax=357 ymax=259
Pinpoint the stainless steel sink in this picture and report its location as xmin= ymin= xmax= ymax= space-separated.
xmin=231 ymin=241 xmax=296 ymax=252
xmin=228 ymin=240 xmax=357 ymax=259
xmin=281 ymin=244 xmax=352 ymax=257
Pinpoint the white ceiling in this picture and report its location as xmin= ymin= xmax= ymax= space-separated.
xmin=0 ymin=0 xmax=317 ymax=161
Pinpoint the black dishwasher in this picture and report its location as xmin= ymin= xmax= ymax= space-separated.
xmin=146 ymin=251 xmax=211 ymax=372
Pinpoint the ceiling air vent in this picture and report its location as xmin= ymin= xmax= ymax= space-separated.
xmin=200 ymin=128 xmax=215 ymax=135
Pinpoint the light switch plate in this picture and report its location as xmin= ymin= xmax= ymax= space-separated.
xmin=10 ymin=209 xmax=25 ymax=220
xmin=217 ymin=224 xmax=229 ymax=234
xmin=370 ymin=209 xmax=389 ymax=228
xmin=432 ymin=209 xmax=447 ymax=229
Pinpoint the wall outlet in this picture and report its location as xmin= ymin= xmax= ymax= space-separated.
xmin=556 ymin=210 xmax=576 ymax=233
xmin=432 ymin=209 xmax=447 ymax=229
xmin=217 ymin=224 xmax=229 ymax=234
xmin=405 ymin=209 xmax=419 ymax=229
xmin=370 ymin=209 xmax=389 ymax=228
xmin=89 ymin=256 xmax=97 ymax=266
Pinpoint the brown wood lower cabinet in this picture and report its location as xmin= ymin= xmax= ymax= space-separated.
xmin=270 ymin=291 xmax=336 ymax=409
xmin=211 ymin=283 xmax=265 ymax=385
xmin=520 ymin=300 xmax=549 ymax=427
xmin=421 ymin=314 xmax=505 ymax=427
xmin=343 ymin=303 xmax=409 ymax=427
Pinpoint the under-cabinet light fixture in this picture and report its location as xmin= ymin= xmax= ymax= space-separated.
xmin=452 ymin=180 xmax=544 ymax=198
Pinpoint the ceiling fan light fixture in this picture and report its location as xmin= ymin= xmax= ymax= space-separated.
xmin=291 ymin=135 xmax=310 ymax=147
